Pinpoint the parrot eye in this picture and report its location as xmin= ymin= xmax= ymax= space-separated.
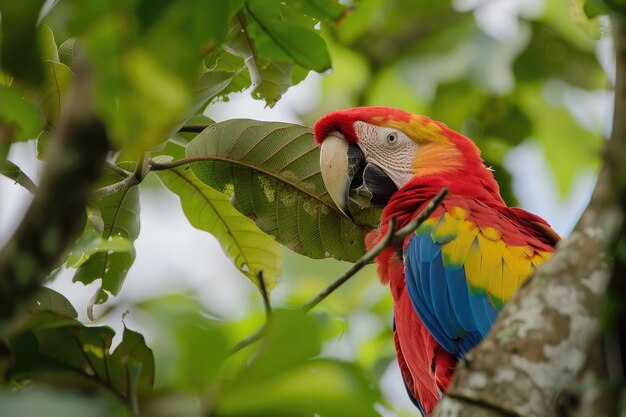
xmin=385 ymin=132 xmax=399 ymax=146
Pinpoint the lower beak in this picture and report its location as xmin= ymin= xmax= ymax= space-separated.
xmin=319 ymin=134 xmax=398 ymax=220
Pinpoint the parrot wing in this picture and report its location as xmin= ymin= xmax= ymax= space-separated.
xmin=403 ymin=197 xmax=558 ymax=358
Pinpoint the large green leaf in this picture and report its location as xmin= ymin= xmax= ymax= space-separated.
xmin=156 ymin=156 xmax=282 ymax=290
xmin=73 ymin=169 xmax=141 ymax=315
xmin=186 ymin=120 xmax=380 ymax=262
xmin=247 ymin=1 xmax=331 ymax=73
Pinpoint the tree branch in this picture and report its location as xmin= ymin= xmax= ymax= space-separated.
xmin=0 ymin=65 xmax=110 ymax=323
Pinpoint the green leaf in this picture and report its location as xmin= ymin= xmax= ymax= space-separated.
xmin=223 ymin=20 xmax=303 ymax=107
xmin=137 ymin=295 xmax=228 ymax=392
xmin=28 ymin=287 xmax=78 ymax=319
xmin=293 ymin=0 xmax=345 ymax=21
xmin=0 ymin=160 xmax=37 ymax=193
xmin=186 ymin=119 xmax=380 ymax=262
xmin=109 ymin=327 xmax=155 ymax=399
xmin=36 ymin=130 xmax=51 ymax=160
xmin=38 ymin=24 xmax=60 ymax=63
xmin=73 ymin=169 xmax=141 ymax=313
xmin=216 ymin=310 xmax=381 ymax=417
xmin=156 ymin=155 xmax=282 ymax=290
xmin=247 ymin=2 xmax=331 ymax=72
xmin=188 ymin=48 xmax=251 ymax=115
xmin=17 ymin=60 xmax=75 ymax=125
xmin=8 ymin=320 xmax=154 ymax=402
xmin=67 ymin=230 xmax=133 ymax=269
xmin=0 ymin=0 xmax=46 ymax=85
xmin=58 ymin=38 xmax=78 ymax=68
xmin=0 ymin=86 xmax=45 ymax=141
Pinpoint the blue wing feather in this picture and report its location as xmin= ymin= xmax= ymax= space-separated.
xmin=404 ymin=233 xmax=498 ymax=356
xmin=444 ymin=268 xmax=476 ymax=332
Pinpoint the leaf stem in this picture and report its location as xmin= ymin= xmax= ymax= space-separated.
xmin=148 ymin=157 xmax=210 ymax=171
xmin=105 ymin=161 xmax=132 ymax=177
xmin=257 ymin=270 xmax=272 ymax=318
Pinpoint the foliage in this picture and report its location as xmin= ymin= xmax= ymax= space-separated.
xmin=0 ymin=0 xmax=612 ymax=416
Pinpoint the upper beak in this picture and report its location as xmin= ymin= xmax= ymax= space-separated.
xmin=320 ymin=134 xmax=398 ymax=220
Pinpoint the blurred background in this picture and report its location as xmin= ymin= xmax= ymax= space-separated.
xmin=0 ymin=0 xmax=611 ymax=415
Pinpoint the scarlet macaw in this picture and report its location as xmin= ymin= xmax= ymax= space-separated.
xmin=314 ymin=107 xmax=559 ymax=416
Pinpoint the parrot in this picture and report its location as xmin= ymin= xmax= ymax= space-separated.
xmin=313 ymin=107 xmax=559 ymax=416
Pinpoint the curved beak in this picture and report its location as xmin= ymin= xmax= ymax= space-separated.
xmin=320 ymin=134 xmax=398 ymax=221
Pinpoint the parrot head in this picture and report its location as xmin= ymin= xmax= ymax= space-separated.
xmin=314 ymin=106 xmax=502 ymax=220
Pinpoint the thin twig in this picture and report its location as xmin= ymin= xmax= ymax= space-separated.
xmin=148 ymin=156 xmax=210 ymax=171
xmin=302 ymin=188 xmax=448 ymax=312
xmin=230 ymin=188 xmax=448 ymax=353
xmin=105 ymin=161 xmax=132 ymax=178
xmin=257 ymin=270 xmax=272 ymax=318
xmin=229 ymin=324 xmax=267 ymax=355
xmin=301 ymin=217 xmax=397 ymax=313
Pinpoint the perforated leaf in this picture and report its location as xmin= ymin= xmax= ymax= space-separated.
xmin=156 ymin=157 xmax=282 ymax=289
xmin=186 ymin=120 xmax=380 ymax=262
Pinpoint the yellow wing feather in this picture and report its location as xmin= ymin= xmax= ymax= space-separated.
xmin=426 ymin=208 xmax=554 ymax=307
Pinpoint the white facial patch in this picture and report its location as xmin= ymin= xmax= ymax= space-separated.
xmin=353 ymin=121 xmax=419 ymax=189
